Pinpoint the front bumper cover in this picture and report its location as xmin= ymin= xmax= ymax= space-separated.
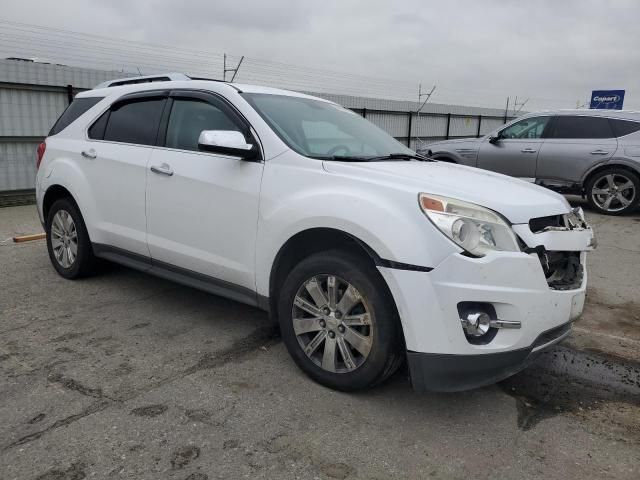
xmin=407 ymin=321 xmax=572 ymax=392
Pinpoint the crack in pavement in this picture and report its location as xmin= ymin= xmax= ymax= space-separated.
xmin=2 ymin=325 xmax=281 ymax=451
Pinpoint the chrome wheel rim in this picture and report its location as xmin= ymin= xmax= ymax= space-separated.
xmin=50 ymin=210 xmax=78 ymax=268
xmin=591 ymin=173 xmax=636 ymax=212
xmin=292 ymin=275 xmax=373 ymax=373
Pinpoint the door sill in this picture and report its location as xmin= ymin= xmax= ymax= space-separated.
xmin=92 ymin=243 xmax=262 ymax=309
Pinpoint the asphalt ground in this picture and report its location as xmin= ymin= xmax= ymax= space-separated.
xmin=1 ymin=203 xmax=639 ymax=480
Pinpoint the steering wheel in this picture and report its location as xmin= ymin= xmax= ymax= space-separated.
xmin=326 ymin=145 xmax=352 ymax=156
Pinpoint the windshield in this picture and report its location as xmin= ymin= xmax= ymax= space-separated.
xmin=242 ymin=93 xmax=414 ymax=159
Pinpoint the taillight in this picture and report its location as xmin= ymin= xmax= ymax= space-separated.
xmin=36 ymin=141 xmax=46 ymax=169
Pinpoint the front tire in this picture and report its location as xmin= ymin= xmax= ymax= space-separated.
xmin=586 ymin=168 xmax=639 ymax=215
xmin=46 ymin=197 xmax=96 ymax=279
xmin=278 ymin=250 xmax=403 ymax=391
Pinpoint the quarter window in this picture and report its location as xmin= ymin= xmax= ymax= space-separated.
xmin=500 ymin=117 xmax=550 ymax=139
xmin=609 ymin=119 xmax=640 ymax=138
xmin=165 ymin=98 xmax=242 ymax=152
xmin=550 ymin=116 xmax=614 ymax=139
xmin=101 ymin=98 xmax=166 ymax=146
xmin=49 ymin=97 xmax=104 ymax=136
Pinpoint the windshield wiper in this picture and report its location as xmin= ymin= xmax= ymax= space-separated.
xmin=317 ymin=153 xmax=433 ymax=162
xmin=366 ymin=153 xmax=434 ymax=162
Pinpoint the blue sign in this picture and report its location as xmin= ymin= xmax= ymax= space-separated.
xmin=590 ymin=90 xmax=625 ymax=110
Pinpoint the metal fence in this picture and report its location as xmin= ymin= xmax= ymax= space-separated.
xmin=0 ymin=59 xmax=515 ymax=197
xmin=350 ymin=108 xmax=509 ymax=150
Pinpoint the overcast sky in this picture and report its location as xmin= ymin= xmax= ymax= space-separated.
xmin=2 ymin=0 xmax=639 ymax=110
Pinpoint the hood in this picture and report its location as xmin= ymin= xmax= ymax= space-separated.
xmin=323 ymin=160 xmax=571 ymax=224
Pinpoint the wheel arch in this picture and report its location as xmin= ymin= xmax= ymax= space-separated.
xmin=582 ymin=162 xmax=640 ymax=191
xmin=42 ymin=184 xmax=80 ymax=221
xmin=267 ymin=227 xmax=396 ymax=327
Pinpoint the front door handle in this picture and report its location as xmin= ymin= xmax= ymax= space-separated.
xmin=150 ymin=163 xmax=174 ymax=176
xmin=590 ymin=150 xmax=609 ymax=155
xmin=521 ymin=148 xmax=537 ymax=153
xmin=81 ymin=149 xmax=97 ymax=159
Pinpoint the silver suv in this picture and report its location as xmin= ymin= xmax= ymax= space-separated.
xmin=423 ymin=110 xmax=640 ymax=215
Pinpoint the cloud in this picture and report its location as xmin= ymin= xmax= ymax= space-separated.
xmin=2 ymin=0 xmax=639 ymax=109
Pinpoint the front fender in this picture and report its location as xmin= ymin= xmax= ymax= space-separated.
xmin=254 ymin=156 xmax=459 ymax=296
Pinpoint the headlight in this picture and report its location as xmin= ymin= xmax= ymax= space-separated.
xmin=419 ymin=193 xmax=520 ymax=257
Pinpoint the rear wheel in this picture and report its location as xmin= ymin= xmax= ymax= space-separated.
xmin=46 ymin=197 xmax=96 ymax=278
xmin=278 ymin=250 xmax=403 ymax=391
xmin=586 ymin=168 xmax=639 ymax=215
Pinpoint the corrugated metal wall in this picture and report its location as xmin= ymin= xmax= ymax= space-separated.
xmin=0 ymin=59 xmax=516 ymax=193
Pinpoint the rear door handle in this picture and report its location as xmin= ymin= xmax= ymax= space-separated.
xmin=590 ymin=150 xmax=609 ymax=155
xmin=81 ymin=149 xmax=97 ymax=159
xmin=521 ymin=148 xmax=537 ymax=153
xmin=150 ymin=163 xmax=174 ymax=176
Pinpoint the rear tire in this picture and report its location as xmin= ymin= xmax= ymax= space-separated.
xmin=46 ymin=197 xmax=96 ymax=279
xmin=278 ymin=249 xmax=403 ymax=391
xmin=586 ymin=168 xmax=639 ymax=215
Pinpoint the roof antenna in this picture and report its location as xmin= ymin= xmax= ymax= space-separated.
xmin=223 ymin=54 xmax=244 ymax=82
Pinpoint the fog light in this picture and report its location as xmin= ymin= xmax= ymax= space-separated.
xmin=461 ymin=312 xmax=491 ymax=337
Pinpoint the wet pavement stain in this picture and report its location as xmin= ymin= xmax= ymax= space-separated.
xmin=171 ymin=445 xmax=201 ymax=469
xmin=500 ymin=367 xmax=640 ymax=431
xmin=130 ymin=404 xmax=168 ymax=417
xmin=35 ymin=461 xmax=86 ymax=480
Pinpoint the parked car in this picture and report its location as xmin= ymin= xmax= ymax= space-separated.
xmin=36 ymin=74 xmax=594 ymax=392
xmin=421 ymin=110 xmax=640 ymax=215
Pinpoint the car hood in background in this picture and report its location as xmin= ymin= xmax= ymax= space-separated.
xmin=323 ymin=160 xmax=571 ymax=224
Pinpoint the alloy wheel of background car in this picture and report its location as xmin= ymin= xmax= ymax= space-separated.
xmin=292 ymin=274 xmax=373 ymax=373
xmin=587 ymin=168 xmax=639 ymax=215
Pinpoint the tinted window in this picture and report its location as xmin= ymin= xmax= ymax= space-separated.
xmin=500 ymin=116 xmax=550 ymax=139
xmin=88 ymin=111 xmax=109 ymax=140
xmin=609 ymin=119 xmax=640 ymax=138
xmin=165 ymin=99 xmax=242 ymax=151
xmin=550 ymin=116 xmax=614 ymax=139
xmin=49 ymin=97 xmax=103 ymax=136
xmin=103 ymin=98 xmax=165 ymax=146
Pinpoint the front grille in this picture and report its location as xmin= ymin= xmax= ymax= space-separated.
xmin=529 ymin=209 xmax=588 ymax=233
xmin=532 ymin=322 xmax=572 ymax=349
xmin=537 ymin=250 xmax=583 ymax=290
xmin=529 ymin=214 xmax=564 ymax=233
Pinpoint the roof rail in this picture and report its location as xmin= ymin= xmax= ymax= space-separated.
xmin=94 ymin=72 xmax=190 ymax=89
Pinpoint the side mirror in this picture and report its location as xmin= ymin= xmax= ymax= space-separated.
xmin=488 ymin=134 xmax=501 ymax=145
xmin=198 ymin=130 xmax=259 ymax=160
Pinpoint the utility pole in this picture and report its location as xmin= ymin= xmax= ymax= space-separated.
xmin=504 ymin=97 xmax=510 ymax=123
xmin=414 ymin=84 xmax=436 ymax=151
xmin=223 ymin=54 xmax=244 ymax=82
xmin=513 ymin=96 xmax=529 ymax=115
xmin=417 ymin=84 xmax=436 ymax=114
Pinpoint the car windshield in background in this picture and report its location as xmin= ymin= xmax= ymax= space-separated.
xmin=242 ymin=93 xmax=414 ymax=160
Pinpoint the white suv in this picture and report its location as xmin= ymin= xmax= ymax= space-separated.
xmin=35 ymin=73 xmax=595 ymax=392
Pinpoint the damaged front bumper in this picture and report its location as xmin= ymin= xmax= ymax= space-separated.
xmin=379 ymin=207 xmax=595 ymax=392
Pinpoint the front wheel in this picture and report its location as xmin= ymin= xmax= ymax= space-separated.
xmin=278 ymin=250 xmax=403 ymax=391
xmin=586 ymin=168 xmax=639 ymax=215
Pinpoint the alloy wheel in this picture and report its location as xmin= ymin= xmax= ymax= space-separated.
xmin=291 ymin=275 xmax=373 ymax=373
xmin=591 ymin=173 xmax=636 ymax=213
xmin=50 ymin=209 xmax=78 ymax=268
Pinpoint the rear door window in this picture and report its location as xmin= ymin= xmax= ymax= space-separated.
xmin=102 ymin=98 xmax=166 ymax=146
xmin=49 ymin=97 xmax=104 ymax=136
xmin=549 ymin=116 xmax=614 ymax=139
xmin=609 ymin=119 xmax=640 ymax=138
